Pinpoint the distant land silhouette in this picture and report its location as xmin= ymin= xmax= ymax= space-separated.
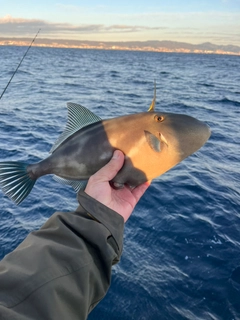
xmin=0 ymin=37 xmax=239 ymax=55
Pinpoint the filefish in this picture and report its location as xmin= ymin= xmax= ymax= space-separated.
xmin=0 ymin=94 xmax=211 ymax=205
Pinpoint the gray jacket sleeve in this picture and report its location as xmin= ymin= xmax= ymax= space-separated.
xmin=0 ymin=191 xmax=124 ymax=320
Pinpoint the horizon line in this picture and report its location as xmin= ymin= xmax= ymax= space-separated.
xmin=0 ymin=37 xmax=239 ymax=56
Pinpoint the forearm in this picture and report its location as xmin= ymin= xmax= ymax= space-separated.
xmin=0 ymin=191 xmax=124 ymax=320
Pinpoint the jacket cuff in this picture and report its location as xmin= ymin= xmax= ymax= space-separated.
xmin=77 ymin=191 xmax=124 ymax=252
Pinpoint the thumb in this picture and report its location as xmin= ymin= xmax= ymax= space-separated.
xmin=94 ymin=150 xmax=125 ymax=182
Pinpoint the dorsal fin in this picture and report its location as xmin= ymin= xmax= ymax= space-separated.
xmin=50 ymin=103 xmax=101 ymax=153
xmin=148 ymin=80 xmax=156 ymax=112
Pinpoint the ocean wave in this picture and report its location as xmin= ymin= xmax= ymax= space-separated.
xmin=0 ymin=47 xmax=240 ymax=320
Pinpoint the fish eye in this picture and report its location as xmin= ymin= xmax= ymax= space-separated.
xmin=154 ymin=115 xmax=164 ymax=122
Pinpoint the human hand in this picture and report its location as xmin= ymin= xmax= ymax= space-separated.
xmin=85 ymin=150 xmax=150 ymax=222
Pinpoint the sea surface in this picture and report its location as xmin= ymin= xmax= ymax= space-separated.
xmin=0 ymin=46 xmax=240 ymax=320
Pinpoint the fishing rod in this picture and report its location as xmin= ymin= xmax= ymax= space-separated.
xmin=0 ymin=29 xmax=41 ymax=100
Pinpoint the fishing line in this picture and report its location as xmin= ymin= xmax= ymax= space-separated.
xmin=0 ymin=29 xmax=41 ymax=100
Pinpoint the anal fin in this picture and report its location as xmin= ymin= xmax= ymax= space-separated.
xmin=53 ymin=175 xmax=87 ymax=192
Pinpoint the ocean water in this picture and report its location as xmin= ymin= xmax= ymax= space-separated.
xmin=0 ymin=46 xmax=240 ymax=320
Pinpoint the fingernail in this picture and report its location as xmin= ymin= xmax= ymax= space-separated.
xmin=112 ymin=150 xmax=120 ymax=159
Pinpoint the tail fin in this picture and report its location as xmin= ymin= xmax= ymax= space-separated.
xmin=0 ymin=162 xmax=36 ymax=205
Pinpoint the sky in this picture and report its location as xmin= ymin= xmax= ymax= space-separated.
xmin=0 ymin=0 xmax=240 ymax=45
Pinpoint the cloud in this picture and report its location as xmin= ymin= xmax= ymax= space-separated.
xmin=0 ymin=13 xmax=239 ymax=45
xmin=0 ymin=15 xmax=49 ymax=36
xmin=0 ymin=15 xmax=162 ymax=37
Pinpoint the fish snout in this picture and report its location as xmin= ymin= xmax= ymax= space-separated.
xmin=160 ymin=113 xmax=211 ymax=160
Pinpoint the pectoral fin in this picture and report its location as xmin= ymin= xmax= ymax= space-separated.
xmin=144 ymin=130 xmax=161 ymax=152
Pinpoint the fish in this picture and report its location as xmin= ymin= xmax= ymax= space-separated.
xmin=0 ymin=92 xmax=211 ymax=205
